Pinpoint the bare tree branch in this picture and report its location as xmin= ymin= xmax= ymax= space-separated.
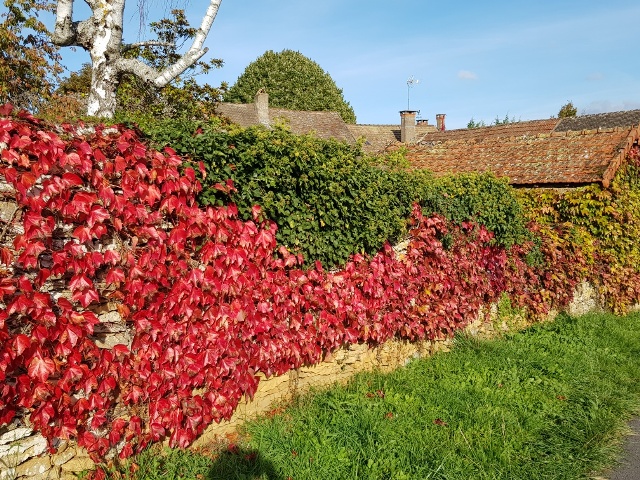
xmin=114 ymin=58 xmax=159 ymax=83
xmin=121 ymin=41 xmax=175 ymax=53
xmin=50 ymin=0 xmax=223 ymax=118
xmin=153 ymin=0 xmax=221 ymax=88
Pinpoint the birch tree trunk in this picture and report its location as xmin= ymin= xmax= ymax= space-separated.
xmin=51 ymin=0 xmax=222 ymax=118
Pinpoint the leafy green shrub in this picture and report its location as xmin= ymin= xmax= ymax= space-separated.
xmin=418 ymin=173 xmax=530 ymax=248
xmin=144 ymin=120 xmax=419 ymax=267
xmin=140 ymin=120 xmax=530 ymax=267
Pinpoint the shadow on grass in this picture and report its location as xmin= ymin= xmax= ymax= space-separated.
xmin=206 ymin=445 xmax=283 ymax=480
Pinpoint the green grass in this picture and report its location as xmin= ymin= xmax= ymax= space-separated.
xmin=115 ymin=311 xmax=640 ymax=479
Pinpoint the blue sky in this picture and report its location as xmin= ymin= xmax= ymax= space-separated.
xmin=36 ymin=0 xmax=640 ymax=129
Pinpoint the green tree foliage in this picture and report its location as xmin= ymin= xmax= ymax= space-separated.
xmin=467 ymin=118 xmax=486 ymax=129
xmin=468 ymin=114 xmax=518 ymax=129
xmin=0 ymin=0 xmax=62 ymax=111
xmin=224 ymin=49 xmax=357 ymax=124
xmin=117 ymin=9 xmax=225 ymax=121
xmin=558 ymin=101 xmax=578 ymax=118
xmin=49 ymin=10 xmax=225 ymax=122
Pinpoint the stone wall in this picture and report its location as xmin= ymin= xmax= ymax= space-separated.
xmin=0 ymin=177 xmax=620 ymax=478
xmin=0 ymin=288 xmax=610 ymax=479
xmin=0 ymin=302 xmax=523 ymax=478
xmin=0 ymin=182 xmax=133 ymax=479
xmin=192 ymin=307 xmax=517 ymax=448
xmin=0 ymin=428 xmax=93 ymax=480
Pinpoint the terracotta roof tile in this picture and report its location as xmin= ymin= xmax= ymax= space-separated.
xmin=216 ymin=102 xmax=356 ymax=144
xmin=348 ymin=123 xmax=437 ymax=154
xmin=269 ymin=108 xmax=356 ymax=144
xmin=555 ymin=110 xmax=640 ymax=132
xmin=217 ymin=103 xmax=355 ymax=144
xmin=215 ymin=103 xmax=260 ymax=127
xmin=405 ymin=127 xmax=640 ymax=187
xmin=417 ymin=119 xmax=559 ymax=143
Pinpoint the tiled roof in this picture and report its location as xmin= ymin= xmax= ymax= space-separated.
xmin=417 ymin=119 xmax=559 ymax=143
xmin=554 ymin=110 xmax=640 ymax=132
xmin=347 ymin=124 xmax=400 ymax=153
xmin=216 ymin=102 xmax=356 ymax=144
xmin=348 ymin=123 xmax=437 ymax=154
xmin=404 ymin=126 xmax=640 ymax=187
xmin=270 ymin=108 xmax=356 ymax=144
xmin=215 ymin=103 xmax=260 ymax=127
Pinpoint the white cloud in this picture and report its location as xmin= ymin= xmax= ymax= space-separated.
xmin=582 ymin=100 xmax=640 ymax=114
xmin=586 ymin=72 xmax=604 ymax=81
xmin=458 ymin=70 xmax=478 ymax=80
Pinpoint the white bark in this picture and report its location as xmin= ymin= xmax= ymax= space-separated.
xmin=51 ymin=0 xmax=223 ymax=118
xmin=153 ymin=0 xmax=222 ymax=88
xmin=51 ymin=0 xmax=75 ymax=45
xmin=85 ymin=0 xmax=125 ymax=117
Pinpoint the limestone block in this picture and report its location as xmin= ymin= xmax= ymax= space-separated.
xmin=91 ymin=308 xmax=129 ymax=350
xmin=0 ymin=428 xmax=33 ymax=445
xmin=54 ymin=441 xmax=68 ymax=456
xmin=0 ymin=468 xmax=16 ymax=480
xmin=91 ymin=307 xmax=132 ymax=348
xmin=14 ymin=455 xmax=51 ymax=478
xmin=0 ymin=179 xmax=14 ymax=194
xmin=12 ymin=434 xmax=47 ymax=455
xmin=0 ymin=434 xmax=47 ymax=469
xmin=60 ymin=454 xmax=95 ymax=473
xmin=567 ymin=281 xmax=602 ymax=317
xmin=97 ymin=310 xmax=122 ymax=324
xmin=92 ymin=331 xmax=132 ymax=349
xmin=27 ymin=466 xmax=62 ymax=480
xmin=51 ymin=447 xmax=75 ymax=467
xmin=0 ymin=201 xmax=18 ymax=223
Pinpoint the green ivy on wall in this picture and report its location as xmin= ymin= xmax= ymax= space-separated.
xmin=518 ymin=146 xmax=640 ymax=313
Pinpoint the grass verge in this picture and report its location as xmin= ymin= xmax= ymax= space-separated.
xmin=113 ymin=311 xmax=640 ymax=479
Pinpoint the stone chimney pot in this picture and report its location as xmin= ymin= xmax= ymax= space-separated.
xmin=400 ymin=110 xmax=418 ymax=143
xmin=255 ymin=88 xmax=270 ymax=127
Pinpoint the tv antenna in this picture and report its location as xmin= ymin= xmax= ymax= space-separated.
xmin=407 ymin=76 xmax=419 ymax=110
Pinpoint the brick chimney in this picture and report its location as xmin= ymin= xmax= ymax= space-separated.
xmin=436 ymin=114 xmax=446 ymax=131
xmin=400 ymin=110 xmax=418 ymax=143
xmin=254 ymin=88 xmax=270 ymax=127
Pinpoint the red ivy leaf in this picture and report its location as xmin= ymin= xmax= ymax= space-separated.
xmin=87 ymin=205 xmax=110 ymax=227
xmin=13 ymin=334 xmax=31 ymax=357
xmin=62 ymin=172 xmax=84 ymax=187
xmin=119 ymin=442 xmax=134 ymax=460
xmin=27 ymin=352 xmax=56 ymax=382
xmin=72 ymin=226 xmax=92 ymax=243
xmin=104 ymin=249 xmax=121 ymax=265
xmin=69 ymin=273 xmax=93 ymax=292
xmin=72 ymin=288 xmax=99 ymax=308
xmin=106 ymin=268 xmax=125 ymax=285
xmin=0 ymin=247 xmax=12 ymax=265
xmin=0 ymin=279 xmax=16 ymax=297
xmin=113 ymin=344 xmax=130 ymax=356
